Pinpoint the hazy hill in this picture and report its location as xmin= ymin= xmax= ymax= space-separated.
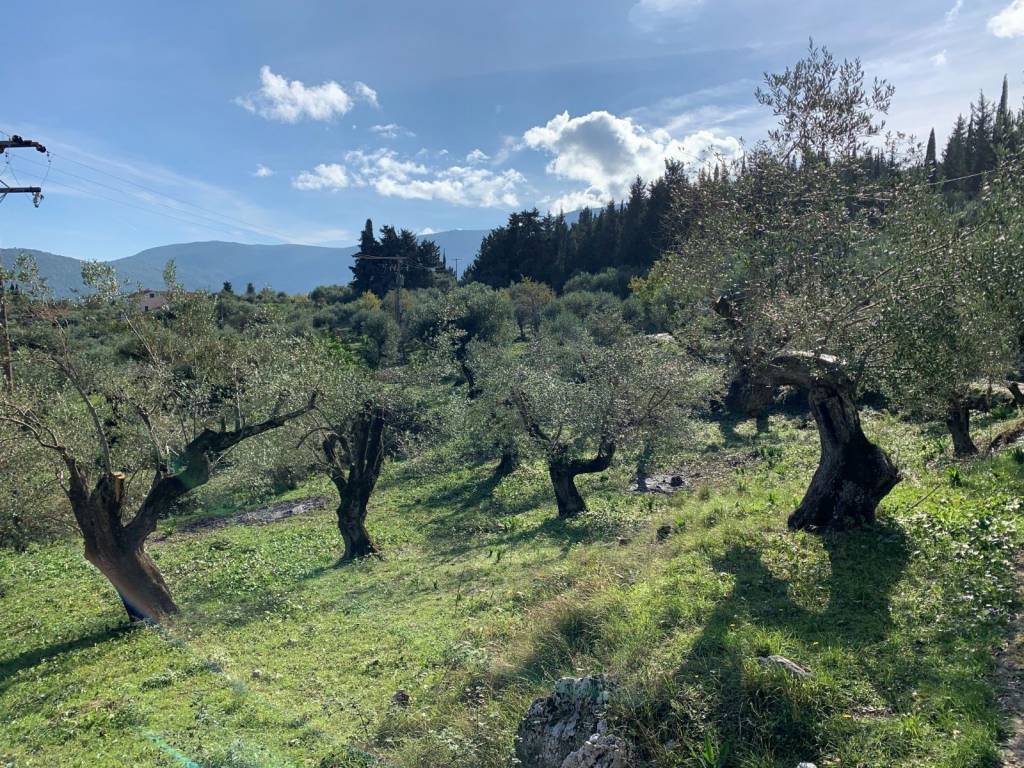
xmin=0 ymin=248 xmax=94 ymax=298
xmin=1 ymin=228 xmax=488 ymax=297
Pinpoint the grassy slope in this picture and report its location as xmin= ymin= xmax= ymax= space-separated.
xmin=0 ymin=410 xmax=1021 ymax=768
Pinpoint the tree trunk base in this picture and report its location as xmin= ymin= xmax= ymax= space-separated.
xmin=724 ymin=367 xmax=775 ymax=417
xmin=946 ymin=401 xmax=979 ymax=458
xmin=788 ymin=383 xmax=899 ymax=531
xmin=338 ymin=502 xmax=378 ymax=561
xmin=550 ymin=465 xmax=587 ymax=518
xmin=493 ymin=446 xmax=520 ymax=479
xmin=86 ymin=546 xmax=179 ymax=622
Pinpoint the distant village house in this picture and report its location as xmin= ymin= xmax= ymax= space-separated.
xmin=133 ymin=289 xmax=170 ymax=312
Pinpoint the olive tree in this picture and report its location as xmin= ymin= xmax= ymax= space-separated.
xmin=0 ymin=263 xmax=317 ymax=621
xmin=404 ymin=284 xmax=515 ymax=396
xmin=298 ymin=339 xmax=451 ymax=560
xmin=643 ymin=45 xmax=917 ymax=531
xmin=473 ymin=328 xmax=717 ymax=517
xmin=882 ymin=152 xmax=1024 ymax=455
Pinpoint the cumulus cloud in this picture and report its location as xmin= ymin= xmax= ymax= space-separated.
xmin=237 ymin=66 xmax=377 ymax=122
xmin=988 ymin=0 xmax=1024 ymax=36
xmin=370 ymin=123 xmax=414 ymax=139
xmin=630 ymin=0 xmax=705 ymax=28
xmin=465 ymin=148 xmax=490 ymax=164
xmin=293 ymin=149 xmax=524 ymax=207
xmin=293 ymin=163 xmax=350 ymax=191
xmin=931 ymin=49 xmax=948 ymax=67
xmin=418 ymin=226 xmax=438 ymax=235
xmin=253 ymin=164 xmax=275 ymax=178
xmin=523 ymin=110 xmax=741 ymax=211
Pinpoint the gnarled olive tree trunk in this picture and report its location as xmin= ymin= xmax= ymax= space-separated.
xmin=1008 ymin=381 xmax=1024 ymax=409
xmin=767 ymin=352 xmax=899 ymax=531
xmin=68 ymin=472 xmax=177 ymax=620
xmin=547 ymin=440 xmax=615 ymax=518
xmin=945 ymin=400 xmax=978 ymax=457
xmin=713 ymin=295 xmax=774 ymax=417
xmin=322 ymin=404 xmax=386 ymax=561
xmin=56 ymin=398 xmax=317 ymax=622
xmin=493 ymin=441 xmax=520 ymax=479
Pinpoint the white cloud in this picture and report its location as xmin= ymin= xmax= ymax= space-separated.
xmin=370 ymin=123 xmax=415 ymax=139
xmin=945 ymin=0 xmax=964 ymax=24
xmin=253 ymin=164 xmax=275 ymax=178
xmin=630 ymin=0 xmax=705 ymax=28
xmin=353 ymin=81 xmax=379 ymax=108
xmin=237 ymin=66 xmax=377 ymax=123
xmin=292 ymin=163 xmax=350 ymax=191
xmin=418 ymin=226 xmax=438 ymax=235
xmin=989 ymin=0 xmax=1024 ymax=36
xmin=931 ymin=49 xmax=948 ymax=67
xmin=293 ymin=149 xmax=525 ymax=207
xmin=465 ymin=148 xmax=490 ymax=164
xmin=523 ymin=110 xmax=741 ymax=210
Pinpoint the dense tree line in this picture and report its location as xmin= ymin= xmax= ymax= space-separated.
xmin=350 ymin=219 xmax=454 ymax=297
xmin=463 ymin=164 xmax=697 ymax=291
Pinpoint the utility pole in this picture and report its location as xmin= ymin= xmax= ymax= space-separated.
xmin=1 ymin=134 xmax=48 ymax=392
xmin=1 ymin=135 xmax=47 ymax=207
xmin=353 ymin=253 xmax=410 ymax=330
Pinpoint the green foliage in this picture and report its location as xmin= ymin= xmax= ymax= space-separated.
xmin=0 ymin=399 xmax=1021 ymax=768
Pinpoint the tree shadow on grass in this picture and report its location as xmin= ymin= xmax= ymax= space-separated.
xmin=652 ymin=523 xmax=910 ymax=764
xmin=0 ymin=622 xmax=133 ymax=694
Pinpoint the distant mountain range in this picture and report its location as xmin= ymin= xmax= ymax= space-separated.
xmin=0 ymin=228 xmax=489 ymax=298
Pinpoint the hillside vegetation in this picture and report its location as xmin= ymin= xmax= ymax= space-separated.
xmin=2 ymin=411 xmax=1021 ymax=768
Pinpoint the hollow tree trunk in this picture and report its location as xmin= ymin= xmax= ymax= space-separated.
xmin=945 ymin=400 xmax=978 ymax=457
xmin=549 ymin=462 xmax=588 ymax=517
xmin=765 ymin=352 xmax=899 ymax=531
xmin=788 ymin=381 xmax=900 ymax=531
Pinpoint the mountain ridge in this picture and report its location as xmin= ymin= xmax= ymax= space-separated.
xmin=0 ymin=228 xmax=488 ymax=297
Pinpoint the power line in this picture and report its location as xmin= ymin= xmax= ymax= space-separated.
xmin=17 ymin=172 xmax=267 ymax=239
xmin=13 ymin=156 xmax=269 ymax=237
xmin=7 ymin=139 xmax=320 ymax=245
xmin=11 ymin=152 xmax=316 ymax=246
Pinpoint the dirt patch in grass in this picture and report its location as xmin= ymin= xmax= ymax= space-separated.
xmin=154 ymin=496 xmax=330 ymax=541
xmin=632 ymin=450 xmax=762 ymax=494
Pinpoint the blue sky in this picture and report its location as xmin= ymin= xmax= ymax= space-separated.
xmin=1 ymin=0 xmax=1022 ymax=261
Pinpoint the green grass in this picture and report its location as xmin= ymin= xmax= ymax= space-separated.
xmin=1 ymin=411 xmax=1021 ymax=767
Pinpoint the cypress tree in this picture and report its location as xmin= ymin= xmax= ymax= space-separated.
xmin=925 ymin=128 xmax=938 ymax=183
xmin=994 ymin=75 xmax=1011 ymax=150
